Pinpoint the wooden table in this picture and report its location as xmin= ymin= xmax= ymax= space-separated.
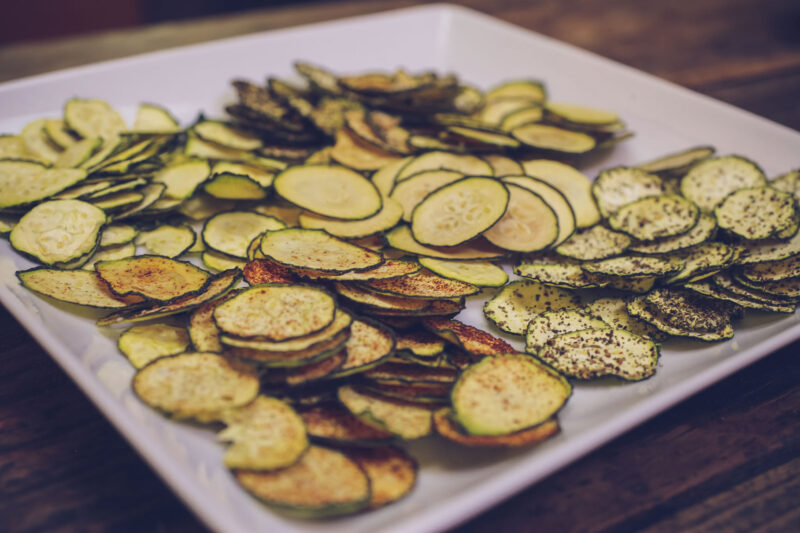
xmin=1 ymin=1 xmax=799 ymax=531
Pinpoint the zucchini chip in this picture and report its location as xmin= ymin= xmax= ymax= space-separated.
xmin=433 ymin=408 xmax=559 ymax=447
xmin=627 ymin=297 xmax=736 ymax=341
xmin=525 ymin=309 xmax=608 ymax=354
xmin=203 ymin=211 xmax=285 ymax=259
xmin=235 ymin=445 xmax=370 ymax=517
xmin=395 ymin=330 xmax=446 ymax=357
xmin=218 ymin=396 xmax=308 ymax=470
xmin=221 ymin=309 xmax=352 ymax=352
xmin=503 ymin=175 xmax=576 ymax=246
xmin=242 ymin=259 xmax=296 ymax=285
xmin=64 ymin=98 xmax=127 ymax=139
xmin=514 ymin=262 xmax=602 ymax=289
xmin=637 ymin=145 xmax=716 ymax=176
xmin=337 ymin=386 xmax=434 ymax=439
xmin=538 ymin=328 xmax=659 ymax=380
xmin=422 ymin=318 xmax=514 ymax=356
xmin=10 ymin=199 xmax=106 ymax=266
xmin=390 ymin=169 xmax=465 ymax=222
xmin=133 ymin=352 xmax=259 ymax=421
xmin=739 ymin=254 xmax=800 ymax=283
xmin=364 ymin=269 xmax=478 ymax=299
xmin=511 ymin=124 xmax=596 ymax=154
xmin=260 ymin=228 xmax=383 ymax=272
xmin=483 ymin=183 xmax=558 ymax=252
xmin=348 ymin=446 xmax=417 ymax=509
xmin=592 ymin=166 xmax=664 ymax=218
xmin=521 ymin=159 xmax=600 ymax=227
xmin=96 ymin=256 xmax=209 ymax=302
xmin=330 ymin=318 xmax=396 ymax=377
xmin=680 ymin=155 xmax=766 ymax=212
xmin=293 ymin=259 xmax=420 ymax=281
xmin=152 ymin=159 xmax=212 ymax=200
xmin=630 ymin=213 xmax=717 ymax=254
xmin=135 ymin=225 xmax=196 ymax=258
xmin=396 ymin=151 xmax=493 ymax=182
xmin=0 ymin=161 xmax=86 ymax=208
xmin=118 ymin=323 xmax=190 ymax=368
xmin=17 ymin=267 xmax=143 ymax=308
xmin=417 ymin=258 xmax=508 ymax=287
xmin=214 ymin=284 xmax=335 ymax=341
xmin=384 ymin=225 xmax=506 ymax=260
xmin=714 ymin=186 xmax=796 ymax=240
xmin=299 ymin=403 xmax=393 ymax=444
xmin=452 ymin=353 xmax=570 ymax=436
xmin=609 ymin=194 xmax=699 ymax=241
xmin=484 ymin=280 xmax=582 ymax=335
xmin=298 ymin=197 xmax=403 ymax=238
xmin=334 ymin=282 xmax=430 ymax=311
xmin=582 ymin=255 xmax=683 ymax=278
xmin=585 ymin=297 xmax=667 ymax=341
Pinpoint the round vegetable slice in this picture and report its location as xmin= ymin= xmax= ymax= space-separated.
xmin=714 ymin=186 xmax=796 ymax=240
xmin=260 ymin=228 xmax=383 ymax=273
xmin=609 ymin=194 xmax=699 ymax=241
xmin=483 ymin=183 xmax=558 ymax=252
xmin=118 ymin=323 xmax=190 ymax=368
xmin=203 ymin=211 xmax=286 ymax=259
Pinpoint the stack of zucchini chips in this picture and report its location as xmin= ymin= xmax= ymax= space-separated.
xmin=2 ymin=62 xmax=798 ymax=517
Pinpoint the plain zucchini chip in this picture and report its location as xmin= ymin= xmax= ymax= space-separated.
xmin=592 ymin=166 xmax=664 ymax=218
xmin=134 ymin=225 xmax=196 ymax=258
xmin=395 ymin=151 xmax=492 ymax=182
xmin=511 ymin=124 xmax=596 ymax=154
xmin=484 ymin=280 xmax=582 ymax=335
xmin=411 ymin=177 xmax=508 ymax=247
xmin=582 ymin=255 xmax=683 ymax=277
xmin=273 ymin=164 xmax=382 ymax=220
xmin=218 ymin=396 xmax=308 ymax=470
xmin=525 ymin=309 xmax=607 ymax=354
xmin=298 ymin=197 xmax=403 ymax=238
xmin=630 ymin=213 xmax=717 ymax=254
xmin=434 ymin=408 xmax=558 ymax=447
xmin=422 ymin=317 xmax=514 ymax=356
xmin=637 ymin=145 xmax=715 ymax=176
xmin=364 ymin=269 xmax=478 ymax=299
xmin=299 ymin=403 xmax=393 ymax=444
xmin=337 ymin=386 xmax=434 ymax=439
xmin=521 ymin=159 xmax=599 ymax=227
xmin=118 ymin=323 xmax=190 ymax=369
xmin=680 ymin=155 xmax=766 ymax=212
xmin=294 ymin=259 xmax=419 ymax=281
xmin=260 ymin=228 xmax=383 ymax=273
xmin=417 ymin=258 xmax=507 ymax=287
xmin=334 ymin=282 xmax=429 ymax=311
xmin=0 ymin=160 xmax=86 ymax=209
xmin=384 ymin=225 xmax=506 ymax=260
xmin=330 ymin=318 xmax=396 ymax=377
xmin=133 ymin=352 xmax=259 ymax=420
xmin=17 ymin=267 xmax=143 ymax=308
xmin=609 ymin=194 xmax=699 ymax=241
xmin=555 ymin=225 xmax=631 ymax=261
xmin=665 ymin=242 xmax=736 ymax=284
xmin=503 ymin=175 xmax=576 ymax=246
xmin=514 ymin=262 xmax=602 ymax=289
xmin=10 ymin=199 xmax=105 ymax=266
xmin=739 ymin=255 xmax=800 ymax=283
xmin=347 ymin=446 xmax=417 ymax=509
xmin=194 ymin=121 xmax=263 ymax=151
xmin=483 ymin=183 xmax=558 ymax=252
xmin=539 ymin=328 xmax=659 ymax=380
xmin=64 ymin=98 xmax=127 ymax=139
xmin=627 ymin=297 xmax=735 ymax=341
xmin=152 ymin=159 xmax=212 ymax=199
xmin=584 ymin=297 xmax=667 ymax=341
xmin=714 ymin=186 xmax=796 ymax=240
xmin=214 ymin=284 xmax=335 ymax=341
xmin=235 ymin=445 xmax=370 ymax=517
xmin=96 ymin=255 xmax=209 ymax=301
xmin=452 ymin=353 xmax=570 ymax=436
xmin=220 ymin=309 xmax=352 ymax=352
xmin=203 ymin=211 xmax=285 ymax=259
xmin=390 ymin=169 xmax=465 ymax=222
xmin=132 ymin=103 xmax=180 ymax=133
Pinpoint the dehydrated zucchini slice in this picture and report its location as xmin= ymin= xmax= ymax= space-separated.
xmin=334 ymin=282 xmax=430 ymax=311
xmin=390 ymin=169 xmax=465 ymax=222
xmin=218 ymin=396 xmax=308 ymax=470
xmin=637 ymin=145 xmax=716 ymax=176
xmin=235 ymin=445 xmax=370 ymax=517
xmin=555 ymin=225 xmax=631 ymax=261
xmin=592 ymin=166 xmax=664 ymax=218
xmin=539 ymin=328 xmax=659 ymax=380
xmin=293 ymin=259 xmax=419 ymax=282
xmin=298 ymin=197 xmax=403 ymax=238
xmin=194 ymin=121 xmax=263 ymax=151
xmin=242 ymin=258 xmax=296 ymax=285
xmin=220 ymin=309 xmax=352 ymax=353
xmin=514 ymin=262 xmax=601 ymax=289
xmin=736 ymin=229 xmax=800 ymax=265
xmin=582 ymin=255 xmax=683 ymax=277
xmin=214 ymin=284 xmax=335 ymax=341
xmin=134 ymin=225 xmax=196 ymax=258
xmin=203 ymin=211 xmax=285 ymax=259
xmin=630 ymin=213 xmax=717 ymax=254
xmin=395 ymin=151 xmax=492 ymax=182
xmin=364 ymin=269 xmax=479 ymax=299
xmin=348 ymin=446 xmax=417 ymax=509
xmin=411 ymin=177 xmax=509 ymax=247
xmin=739 ymin=255 xmax=800 ymax=283
xmin=64 ymin=98 xmax=127 ymax=139
xmin=434 ymin=408 xmax=558 ymax=447
xmin=133 ymin=352 xmax=259 ymax=420
xmin=483 ymin=280 xmax=582 ymax=335
xmin=521 ymin=159 xmax=599 ymax=227
xmin=511 ymin=124 xmax=596 ymax=154
xmin=337 ymin=386 xmax=434 ymax=439
xmin=384 ymin=225 xmax=506 ymax=260
xmin=16 ymin=267 xmax=143 ymax=308
xmin=525 ymin=309 xmax=607 ymax=354
xmin=96 ymin=256 xmax=209 ymax=302
xmin=331 ymin=318 xmax=396 ymax=377
xmin=502 ymin=175 xmax=576 ymax=246
xmin=714 ymin=186 xmax=796 ymax=240
xmin=260 ymin=228 xmax=383 ymax=272
xmin=665 ymin=242 xmax=736 ymax=284
xmin=422 ymin=317 xmax=515 ymax=356
xmin=609 ymin=194 xmax=699 ymax=241
xmin=0 ymin=160 xmax=86 ymax=209
xmin=626 ymin=297 xmax=735 ymax=341
xmin=118 ymin=323 xmax=190 ymax=368
xmin=132 ymin=103 xmax=180 ymax=133
xmin=299 ymin=404 xmax=393 ymax=444
xmin=584 ymin=297 xmax=667 ymax=341
xmin=10 ymin=199 xmax=106 ymax=266
xmin=452 ymin=353 xmax=569 ymax=436
xmin=152 ymin=159 xmax=211 ymax=200
xmin=417 ymin=258 xmax=507 ymax=287
xmin=680 ymin=155 xmax=766 ymax=212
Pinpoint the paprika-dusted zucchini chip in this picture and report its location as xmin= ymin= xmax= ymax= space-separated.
xmin=739 ymin=254 xmax=800 ymax=283
xmin=135 ymin=225 xmax=196 ymax=258
xmin=194 ymin=121 xmax=263 ymax=151
xmin=525 ymin=309 xmax=608 ymax=354
xmin=10 ymin=199 xmax=106 ymax=266
xmin=630 ymin=213 xmax=717 ymax=254
xmin=214 ymin=284 xmax=335 ymax=341
xmin=274 ymin=164 xmax=382 ymax=220
xmin=592 ymin=166 xmax=664 ymax=218
xmin=348 ymin=446 xmax=417 ymax=509
xmin=298 ymin=197 xmax=403 ymax=238
xmin=0 ymin=161 xmax=86 ymax=209
xmin=218 ymin=396 xmax=308 ymax=470
xmin=395 ymin=150 xmax=492 ymax=182
xmin=242 ymin=258 xmax=297 ymax=285
xmin=234 ymin=445 xmax=370 ymax=517
xmin=452 ymin=353 xmax=570 ymax=436
xmin=152 ymin=159 xmax=212 ymax=200
xmin=118 ymin=323 xmax=190 ymax=369
xmin=299 ymin=403 xmax=393 ymax=444
xmin=514 ymin=262 xmax=603 ymax=289
xmin=637 ymin=145 xmax=715 ymax=176
xmin=714 ymin=186 xmax=796 ymax=240
xmin=337 ymin=385 xmax=434 ymax=439
xmin=584 ymin=296 xmax=667 ymax=341
xmin=680 ymin=155 xmax=766 ymax=212
xmin=511 ymin=123 xmax=596 ymax=154
xmin=16 ymin=267 xmax=143 ymax=308
xmin=582 ymin=255 xmax=683 ymax=278
xmin=417 ymin=257 xmax=507 ymax=287
xmin=203 ymin=211 xmax=286 ymax=259
xmin=538 ymin=328 xmax=659 ymax=381
xmin=96 ymin=255 xmax=210 ymax=301
xmin=627 ymin=297 xmax=735 ymax=341
xmin=133 ymin=352 xmax=259 ymax=421
xmin=334 ymin=282 xmax=430 ymax=311
xmin=502 ymin=175 xmax=576 ymax=246
xmin=434 ymin=408 xmax=559 ymax=447
xmin=364 ymin=269 xmax=478 ymax=299
xmin=64 ymin=98 xmax=127 ymax=139
xmin=221 ymin=309 xmax=352 ymax=353
xmin=609 ymin=194 xmax=699 ymax=241
xmin=483 ymin=183 xmax=558 ymax=252
xmin=385 ymin=225 xmax=506 ymax=260
xmin=330 ymin=318 xmax=396 ymax=377
xmin=260 ymin=228 xmax=383 ymax=273
xmin=484 ymin=280 xmax=582 ymax=335
xmin=390 ymin=169 xmax=465 ymax=222
xmin=521 ymin=159 xmax=599 ymax=228
xmin=294 ymin=259 xmax=420 ymax=281
xmin=422 ymin=317 xmax=514 ymax=356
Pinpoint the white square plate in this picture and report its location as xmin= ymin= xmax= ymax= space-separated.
xmin=1 ymin=5 xmax=799 ymax=533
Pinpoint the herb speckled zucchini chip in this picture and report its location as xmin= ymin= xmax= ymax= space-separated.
xmin=119 ymin=323 xmax=190 ymax=368
xmin=525 ymin=309 xmax=607 ymax=354
xmin=583 ymin=255 xmax=683 ymax=277
xmin=396 ymin=151 xmax=492 ymax=182
xmin=133 ymin=352 xmax=259 ymax=421
xmin=214 ymin=284 xmax=335 ymax=341
xmin=274 ymin=164 xmax=382 ymax=220
xmin=135 ymin=225 xmax=196 ymax=258
xmin=609 ymin=194 xmax=699 ymax=241
xmin=337 ymin=386 xmax=434 ymax=439
xmin=299 ymin=403 xmax=393 ymax=444
xmin=364 ymin=269 xmax=478 ymax=300
xmin=483 ymin=183 xmax=558 ymax=252
xmin=714 ymin=186 xmax=796 ymax=240
xmin=627 ymin=297 xmax=735 ymax=341
xmin=422 ymin=318 xmax=514 ymax=356
xmin=511 ymin=124 xmax=596 ymax=153
xmin=218 ymin=396 xmax=308 ymax=470
xmin=514 ymin=262 xmax=602 ymax=289
xmin=680 ymin=155 xmax=766 ymax=212
xmin=152 ymin=159 xmax=212 ymax=200
xmin=298 ymin=197 xmax=403 ymax=238
xmin=0 ymin=161 xmax=86 ymax=209
xmin=452 ymin=353 xmax=570 ymax=436
xmin=484 ymin=280 xmax=582 ymax=335
xmin=434 ymin=408 xmax=559 ymax=447
xmin=584 ymin=297 xmax=667 ymax=341
xmin=385 ymin=225 xmax=506 ymax=260
xmin=203 ymin=211 xmax=285 ymax=259
xmin=637 ymin=145 xmax=715 ymax=176
xmin=522 ymin=160 xmax=599 ymax=228
xmin=235 ymin=445 xmax=370 ymax=517
xmin=17 ymin=267 xmax=143 ymax=308
xmin=538 ymin=328 xmax=659 ymax=380
xmin=64 ymin=98 xmax=127 ymax=139
xmin=630 ymin=213 xmax=717 ymax=254
xmin=96 ymin=255 xmax=209 ymax=301
xmin=592 ymin=166 xmax=664 ymax=218
xmin=417 ymin=258 xmax=507 ymax=287
xmin=260 ymin=228 xmax=383 ymax=272
xmin=739 ymin=255 xmax=800 ymax=283
xmin=331 ymin=318 xmax=395 ymax=377
xmin=294 ymin=259 xmax=419 ymax=281
xmin=348 ymin=446 xmax=417 ymax=509
xmin=555 ymin=225 xmax=631 ymax=261
xmin=221 ymin=309 xmax=352 ymax=352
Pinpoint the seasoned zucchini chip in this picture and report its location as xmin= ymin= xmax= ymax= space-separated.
xmin=395 ymin=151 xmax=492 ymax=182
xmin=544 ymin=101 xmax=619 ymax=126
xmin=203 ymin=173 xmax=267 ymax=200
xmin=609 ymin=194 xmax=699 ymax=241
xmin=99 ymin=224 xmax=137 ymax=247
xmin=135 ymin=225 xmax=196 ymax=258
xmin=511 ymin=124 xmax=596 ymax=154
xmin=484 ymin=280 xmax=582 ymax=335
xmin=644 ymin=288 xmax=736 ymax=332
xmin=555 ymin=225 xmax=631 ymax=261
xmin=585 ymin=297 xmax=667 ymax=341
xmin=434 ymin=408 xmax=559 ymax=447
xmin=582 ymin=255 xmax=683 ymax=277
xmin=736 ymin=229 xmax=800 ymax=265
xmin=637 ymin=145 xmax=715 ymax=176
xmin=680 ymin=155 xmax=766 ymax=212
xmin=293 ymin=259 xmax=419 ymax=281
xmin=390 ymin=169 xmax=465 ymax=222
xmin=525 ymin=309 xmax=607 ymax=354
xmin=422 ymin=317 xmax=514 ymax=356
xmin=260 ymin=228 xmax=383 ymax=272
xmin=364 ymin=269 xmax=478 ymax=299
xmin=714 ymin=186 xmax=796 ymax=240
xmin=203 ymin=211 xmax=285 ymax=259
xmin=521 ymin=159 xmax=599 ymax=228
xmin=214 ymin=284 xmax=335 ymax=341
xmin=331 ymin=318 xmax=396 ymax=377
xmin=235 ymin=445 xmax=370 ymax=517
xmin=10 ymin=199 xmax=105 ymax=266
xmin=347 ymin=446 xmax=417 ymax=509
xmin=194 ymin=121 xmax=263 ymax=151
xmin=739 ymin=254 xmax=800 ymax=283
xmin=417 ymin=258 xmax=507 ymax=287
xmin=483 ymin=183 xmax=558 ymax=252
xmin=242 ymin=258 xmax=297 ymax=285
xmin=627 ymin=297 xmax=735 ymax=341
xmin=118 ymin=323 xmax=190 ymax=369
xmin=96 ymin=255 xmax=209 ymax=301
xmin=503 ymin=175 xmax=576 ymax=246
xmin=334 ymin=282 xmax=429 ymax=311
xmin=337 ymin=386 xmax=434 ymax=439
xmin=384 ymin=225 xmax=506 ymax=260
xmin=330 ymin=129 xmax=400 ymax=171
xmin=514 ymin=262 xmax=602 ymax=289
xmin=395 ymin=330 xmax=446 ymax=357
xmin=298 ymin=197 xmax=403 ymax=238
xmin=133 ymin=352 xmax=259 ymax=420
xmin=630 ymin=213 xmax=717 ymax=254
xmin=218 ymin=396 xmax=308 ymax=470
xmin=665 ymin=242 xmax=735 ymax=284
xmin=17 ymin=267 xmax=143 ymax=308
xmin=452 ymin=353 xmax=570 ymax=436
xmin=299 ymin=403 xmax=393 ymax=444
xmin=152 ymin=159 xmax=212 ymax=199
xmin=592 ymin=166 xmax=664 ymax=218
xmin=132 ymin=103 xmax=180 ymax=133
xmin=0 ymin=160 xmax=86 ymax=209
xmin=64 ymin=98 xmax=127 ymax=139
xmin=539 ymin=328 xmax=659 ymax=380
xmin=202 ymin=251 xmax=247 ymax=272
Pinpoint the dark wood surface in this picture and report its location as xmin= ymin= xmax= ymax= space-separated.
xmin=1 ymin=1 xmax=799 ymax=532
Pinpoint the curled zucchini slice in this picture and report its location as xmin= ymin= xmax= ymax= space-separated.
xmin=483 ymin=183 xmax=558 ymax=252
